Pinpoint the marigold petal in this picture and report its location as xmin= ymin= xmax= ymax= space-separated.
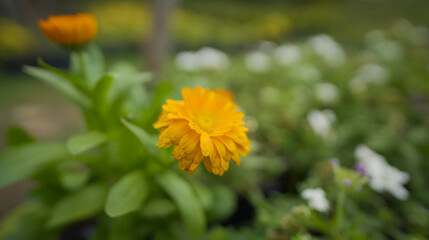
xmin=200 ymin=132 xmax=213 ymax=157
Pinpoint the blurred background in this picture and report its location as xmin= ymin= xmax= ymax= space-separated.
xmin=1 ymin=0 xmax=429 ymax=238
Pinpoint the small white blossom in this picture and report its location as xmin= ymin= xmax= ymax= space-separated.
xmin=197 ymin=47 xmax=229 ymax=70
xmin=349 ymin=64 xmax=390 ymax=94
xmin=301 ymin=188 xmax=329 ymax=212
xmin=175 ymin=52 xmax=200 ymax=71
xmin=308 ymin=34 xmax=345 ymax=67
xmin=355 ymin=145 xmax=410 ymax=200
xmin=314 ymin=83 xmax=340 ymax=105
xmin=175 ymin=47 xmax=229 ymax=71
xmin=245 ymin=51 xmax=271 ymax=73
xmin=274 ymin=44 xmax=301 ymax=66
xmin=358 ymin=64 xmax=390 ymax=84
xmin=307 ymin=109 xmax=336 ymax=139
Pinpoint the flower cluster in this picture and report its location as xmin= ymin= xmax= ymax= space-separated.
xmin=355 ymin=145 xmax=410 ymax=200
xmin=301 ymin=188 xmax=329 ymax=212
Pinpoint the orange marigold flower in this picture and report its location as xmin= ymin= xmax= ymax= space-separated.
xmin=153 ymin=86 xmax=251 ymax=176
xmin=38 ymin=13 xmax=97 ymax=46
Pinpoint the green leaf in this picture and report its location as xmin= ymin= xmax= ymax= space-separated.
xmin=121 ymin=119 xmax=160 ymax=157
xmin=105 ymin=171 xmax=149 ymax=217
xmin=47 ymin=184 xmax=107 ymax=227
xmin=0 ymin=142 xmax=69 ymax=188
xmin=5 ymin=126 xmax=35 ymax=147
xmin=23 ymin=65 xmax=91 ymax=108
xmin=141 ymin=198 xmax=175 ymax=218
xmin=38 ymin=58 xmax=88 ymax=94
xmin=157 ymin=171 xmax=206 ymax=237
xmin=67 ymin=131 xmax=107 ymax=155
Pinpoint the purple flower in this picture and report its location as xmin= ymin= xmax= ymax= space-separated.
xmin=355 ymin=163 xmax=367 ymax=175
xmin=330 ymin=158 xmax=339 ymax=166
xmin=343 ymin=179 xmax=351 ymax=186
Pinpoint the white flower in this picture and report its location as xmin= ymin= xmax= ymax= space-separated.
xmin=355 ymin=145 xmax=410 ymax=200
xmin=358 ymin=64 xmax=390 ymax=84
xmin=175 ymin=47 xmax=230 ymax=71
xmin=349 ymin=64 xmax=390 ymax=94
xmin=274 ymin=44 xmax=301 ymax=66
xmin=245 ymin=51 xmax=271 ymax=73
xmin=370 ymin=40 xmax=404 ymax=61
xmin=308 ymin=34 xmax=345 ymax=67
xmin=301 ymin=188 xmax=329 ymax=212
xmin=196 ymin=47 xmax=229 ymax=70
xmin=314 ymin=83 xmax=340 ymax=105
xmin=175 ymin=52 xmax=200 ymax=71
xmin=307 ymin=109 xmax=336 ymax=139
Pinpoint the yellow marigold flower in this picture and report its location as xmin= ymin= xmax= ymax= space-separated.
xmin=38 ymin=13 xmax=97 ymax=46
xmin=153 ymin=86 xmax=251 ymax=176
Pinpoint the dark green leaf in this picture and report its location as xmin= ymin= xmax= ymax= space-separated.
xmin=38 ymin=58 xmax=88 ymax=94
xmin=157 ymin=171 xmax=206 ymax=237
xmin=23 ymin=65 xmax=91 ymax=108
xmin=67 ymin=131 xmax=107 ymax=155
xmin=5 ymin=126 xmax=35 ymax=147
xmin=105 ymin=171 xmax=149 ymax=217
xmin=47 ymin=184 xmax=107 ymax=227
xmin=121 ymin=119 xmax=160 ymax=157
xmin=0 ymin=142 xmax=69 ymax=188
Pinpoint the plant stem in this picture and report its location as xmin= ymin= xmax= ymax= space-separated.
xmin=334 ymin=190 xmax=346 ymax=239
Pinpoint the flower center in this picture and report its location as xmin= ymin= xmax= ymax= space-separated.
xmin=194 ymin=114 xmax=217 ymax=133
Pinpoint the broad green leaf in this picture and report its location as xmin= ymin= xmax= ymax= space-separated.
xmin=0 ymin=142 xmax=69 ymax=188
xmin=105 ymin=171 xmax=149 ymax=217
xmin=156 ymin=171 xmax=206 ymax=237
xmin=121 ymin=119 xmax=160 ymax=157
xmin=38 ymin=58 xmax=88 ymax=94
xmin=23 ymin=65 xmax=91 ymax=108
xmin=141 ymin=198 xmax=175 ymax=218
xmin=67 ymin=131 xmax=107 ymax=155
xmin=5 ymin=126 xmax=35 ymax=147
xmin=47 ymin=184 xmax=107 ymax=227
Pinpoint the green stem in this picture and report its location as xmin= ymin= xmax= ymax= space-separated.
xmin=334 ymin=190 xmax=346 ymax=239
xmin=76 ymin=50 xmax=88 ymax=81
